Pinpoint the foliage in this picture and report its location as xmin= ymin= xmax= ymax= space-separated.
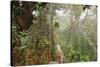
xmin=54 ymin=22 xmax=60 ymax=28
xmin=11 ymin=1 xmax=97 ymax=65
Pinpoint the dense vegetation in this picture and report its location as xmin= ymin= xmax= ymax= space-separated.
xmin=11 ymin=1 xmax=97 ymax=66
